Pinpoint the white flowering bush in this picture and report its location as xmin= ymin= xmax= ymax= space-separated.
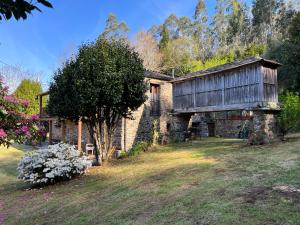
xmin=17 ymin=143 xmax=92 ymax=185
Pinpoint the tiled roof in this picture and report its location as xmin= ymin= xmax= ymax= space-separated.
xmin=171 ymin=56 xmax=281 ymax=83
xmin=144 ymin=71 xmax=173 ymax=81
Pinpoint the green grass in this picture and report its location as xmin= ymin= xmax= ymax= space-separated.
xmin=1 ymin=135 xmax=300 ymax=225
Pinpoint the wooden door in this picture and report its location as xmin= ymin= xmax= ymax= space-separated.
xmin=207 ymin=123 xmax=215 ymax=137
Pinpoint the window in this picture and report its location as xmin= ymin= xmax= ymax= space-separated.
xmin=150 ymin=84 xmax=160 ymax=116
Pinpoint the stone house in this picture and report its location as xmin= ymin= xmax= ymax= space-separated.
xmin=38 ymin=56 xmax=281 ymax=151
xmin=37 ymin=71 xmax=173 ymax=151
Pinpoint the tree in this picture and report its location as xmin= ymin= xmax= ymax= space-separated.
xmin=99 ymin=14 xmax=129 ymax=42
xmin=14 ymin=79 xmax=43 ymax=115
xmin=0 ymin=65 xmax=41 ymax=93
xmin=212 ymin=0 xmax=231 ymax=53
xmin=275 ymin=0 xmax=298 ymax=40
xmin=0 ymin=0 xmax=52 ymax=20
xmin=227 ymin=0 xmax=250 ymax=46
xmin=161 ymin=37 xmax=198 ymax=76
xmin=193 ymin=0 xmax=211 ymax=60
xmin=0 ymin=78 xmax=45 ymax=147
xmin=48 ymin=39 xmax=147 ymax=165
xmin=252 ymin=0 xmax=281 ymax=43
xmin=266 ymin=12 xmax=300 ymax=91
xmin=132 ymin=31 xmax=162 ymax=72
xmin=277 ymin=92 xmax=300 ymax=138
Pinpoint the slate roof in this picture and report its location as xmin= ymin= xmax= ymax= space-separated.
xmin=171 ymin=56 xmax=281 ymax=83
xmin=144 ymin=71 xmax=173 ymax=81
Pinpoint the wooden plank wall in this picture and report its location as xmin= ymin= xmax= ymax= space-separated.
xmin=262 ymin=67 xmax=278 ymax=103
xmin=173 ymin=64 xmax=274 ymax=111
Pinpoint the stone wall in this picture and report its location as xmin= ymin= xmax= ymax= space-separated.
xmin=122 ymin=78 xmax=173 ymax=150
xmin=251 ymin=110 xmax=279 ymax=140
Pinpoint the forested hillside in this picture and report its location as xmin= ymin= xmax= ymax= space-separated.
xmin=130 ymin=0 xmax=299 ymax=92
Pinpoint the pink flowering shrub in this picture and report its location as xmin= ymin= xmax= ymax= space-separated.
xmin=0 ymin=78 xmax=46 ymax=147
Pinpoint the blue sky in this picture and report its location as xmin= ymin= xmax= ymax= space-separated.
xmin=0 ymin=0 xmax=273 ymax=89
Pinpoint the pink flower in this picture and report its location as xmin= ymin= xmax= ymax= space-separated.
xmin=0 ymin=129 xmax=7 ymax=138
xmin=20 ymin=99 xmax=29 ymax=107
xmin=31 ymin=114 xmax=39 ymax=121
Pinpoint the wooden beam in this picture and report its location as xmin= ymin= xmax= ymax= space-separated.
xmin=61 ymin=120 xmax=66 ymax=142
xmin=77 ymin=118 xmax=82 ymax=152
xmin=49 ymin=120 xmax=53 ymax=145
xmin=173 ymin=102 xmax=280 ymax=114
xmin=39 ymin=96 xmax=43 ymax=117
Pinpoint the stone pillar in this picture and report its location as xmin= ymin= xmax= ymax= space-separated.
xmin=170 ymin=114 xmax=193 ymax=141
xmin=251 ymin=110 xmax=279 ymax=142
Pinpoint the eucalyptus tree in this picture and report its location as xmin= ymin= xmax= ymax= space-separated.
xmin=193 ymin=0 xmax=210 ymax=60
xmin=100 ymin=13 xmax=129 ymax=42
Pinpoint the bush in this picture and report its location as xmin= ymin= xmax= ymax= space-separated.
xmin=127 ymin=141 xmax=150 ymax=157
xmin=17 ymin=143 xmax=92 ymax=185
xmin=278 ymin=92 xmax=300 ymax=137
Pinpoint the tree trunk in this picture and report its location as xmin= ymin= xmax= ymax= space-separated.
xmin=87 ymin=121 xmax=102 ymax=166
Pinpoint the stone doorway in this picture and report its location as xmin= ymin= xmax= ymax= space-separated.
xmin=207 ymin=123 xmax=215 ymax=137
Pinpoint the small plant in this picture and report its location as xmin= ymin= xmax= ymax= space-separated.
xmin=151 ymin=120 xmax=160 ymax=145
xmin=18 ymin=143 xmax=92 ymax=185
xmin=118 ymin=150 xmax=127 ymax=159
xmin=127 ymin=141 xmax=150 ymax=156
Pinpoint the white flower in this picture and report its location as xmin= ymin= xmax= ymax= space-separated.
xmin=17 ymin=143 xmax=92 ymax=185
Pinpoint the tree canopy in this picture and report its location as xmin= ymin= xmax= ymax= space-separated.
xmin=0 ymin=0 xmax=52 ymax=20
xmin=14 ymin=79 xmax=43 ymax=115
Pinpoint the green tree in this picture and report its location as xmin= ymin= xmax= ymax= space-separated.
xmin=278 ymin=92 xmax=300 ymax=138
xmin=14 ymin=79 xmax=43 ymax=115
xmin=266 ymin=12 xmax=300 ymax=92
xmin=193 ymin=0 xmax=210 ymax=60
xmin=252 ymin=0 xmax=282 ymax=43
xmin=48 ymin=39 xmax=147 ymax=165
xmin=100 ymin=14 xmax=129 ymax=42
xmin=227 ymin=0 xmax=250 ymax=46
xmin=0 ymin=0 xmax=52 ymax=20
xmin=161 ymin=37 xmax=198 ymax=76
xmin=212 ymin=0 xmax=231 ymax=53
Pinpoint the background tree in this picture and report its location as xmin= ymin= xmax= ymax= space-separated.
xmin=277 ymin=92 xmax=300 ymax=139
xmin=266 ymin=11 xmax=300 ymax=92
xmin=132 ymin=31 xmax=162 ymax=72
xmin=48 ymin=39 xmax=147 ymax=165
xmin=0 ymin=0 xmax=52 ymax=20
xmin=99 ymin=14 xmax=129 ymax=42
xmin=14 ymin=79 xmax=43 ymax=115
xmin=212 ymin=0 xmax=231 ymax=53
xmin=227 ymin=0 xmax=250 ymax=47
xmin=0 ymin=78 xmax=45 ymax=147
xmin=193 ymin=0 xmax=210 ymax=60
xmin=0 ymin=65 xmax=41 ymax=93
xmin=161 ymin=37 xmax=197 ymax=76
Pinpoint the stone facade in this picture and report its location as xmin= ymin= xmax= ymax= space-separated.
xmin=121 ymin=77 xmax=173 ymax=150
xmin=170 ymin=110 xmax=279 ymax=141
xmin=49 ymin=76 xmax=173 ymax=151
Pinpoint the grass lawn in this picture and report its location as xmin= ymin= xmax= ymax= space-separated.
xmin=1 ymin=136 xmax=300 ymax=225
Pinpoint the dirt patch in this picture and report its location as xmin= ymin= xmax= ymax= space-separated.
xmin=214 ymin=168 xmax=226 ymax=174
xmin=240 ymin=186 xmax=272 ymax=204
xmin=273 ymin=186 xmax=300 ymax=201
xmin=240 ymin=185 xmax=300 ymax=204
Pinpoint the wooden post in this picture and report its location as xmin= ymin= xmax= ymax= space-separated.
xmin=77 ymin=118 xmax=82 ymax=151
xmin=61 ymin=120 xmax=66 ymax=142
xmin=39 ymin=96 xmax=43 ymax=117
xmin=49 ymin=120 xmax=53 ymax=145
